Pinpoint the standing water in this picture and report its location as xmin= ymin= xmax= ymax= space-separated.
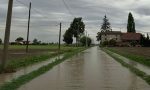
xmin=19 ymin=47 xmax=150 ymax=90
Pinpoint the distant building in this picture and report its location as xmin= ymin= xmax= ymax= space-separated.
xmin=101 ymin=31 xmax=122 ymax=43
xmin=100 ymin=31 xmax=142 ymax=46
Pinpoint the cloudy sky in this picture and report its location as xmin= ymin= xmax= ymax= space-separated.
xmin=0 ymin=0 xmax=150 ymax=43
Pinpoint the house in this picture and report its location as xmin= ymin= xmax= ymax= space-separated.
xmin=120 ymin=33 xmax=141 ymax=46
xmin=101 ymin=31 xmax=122 ymax=43
xmin=100 ymin=31 xmax=142 ymax=46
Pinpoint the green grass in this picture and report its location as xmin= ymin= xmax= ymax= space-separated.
xmin=0 ymin=47 xmax=87 ymax=90
xmin=0 ymin=45 xmax=71 ymax=50
xmin=106 ymin=48 xmax=150 ymax=67
xmin=102 ymin=48 xmax=150 ymax=85
xmin=0 ymin=45 xmax=84 ymax=73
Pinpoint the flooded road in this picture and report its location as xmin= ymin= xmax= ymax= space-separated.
xmin=19 ymin=47 xmax=150 ymax=90
xmin=0 ymin=55 xmax=63 ymax=86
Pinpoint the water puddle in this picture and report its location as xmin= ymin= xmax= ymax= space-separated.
xmin=0 ymin=55 xmax=63 ymax=86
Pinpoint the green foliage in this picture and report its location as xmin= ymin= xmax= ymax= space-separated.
xmin=101 ymin=15 xmax=112 ymax=32
xmin=63 ymin=29 xmax=73 ymax=44
xmin=63 ymin=17 xmax=85 ymax=44
xmin=140 ymin=34 xmax=150 ymax=47
xmin=80 ymin=36 xmax=92 ymax=46
xmin=109 ymin=39 xmax=117 ymax=46
xmin=101 ymin=39 xmax=116 ymax=47
xmin=70 ymin=17 xmax=85 ymax=38
xmin=32 ymin=38 xmax=41 ymax=45
xmin=96 ymin=32 xmax=101 ymax=41
xmin=97 ymin=15 xmax=111 ymax=42
xmin=15 ymin=37 xmax=24 ymax=42
xmin=0 ymin=38 xmax=2 ymax=44
xmin=127 ymin=12 xmax=136 ymax=33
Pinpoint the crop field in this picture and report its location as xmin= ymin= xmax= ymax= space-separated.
xmin=106 ymin=47 xmax=150 ymax=67
xmin=0 ymin=45 xmax=77 ymax=63
xmin=0 ymin=44 xmax=83 ymax=72
xmin=108 ymin=47 xmax=150 ymax=58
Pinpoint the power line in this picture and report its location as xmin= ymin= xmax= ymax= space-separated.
xmin=61 ymin=0 xmax=74 ymax=17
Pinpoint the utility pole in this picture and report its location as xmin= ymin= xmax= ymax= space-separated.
xmin=1 ymin=0 xmax=14 ymax=72
xmin=58 ymin=22 xmax=62 ymax=50
xmin=26 ymin=2 xmax=31 ymax=53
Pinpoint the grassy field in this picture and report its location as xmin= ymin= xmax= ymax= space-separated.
xmin=106 ymin=47 xmax=150 ymax=67
xmin=0 ymin=45 xmax=82 ymax=72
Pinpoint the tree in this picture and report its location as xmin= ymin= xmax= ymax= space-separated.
xmin=80 ymin=36 xmax=92 ymax=46
xmin=109 ymin=39 xmax=116 ymax=46
xmin=96 ymin=15 xmax=112 ymax=41
xmin=63 ymin=29 xmax=73 ymax=44
xmin=70 ymin=17 xmax=85 ymax=45
xmin=146 ymin=33 xmax=149 ymax=40
xmin=15 ymin=37 xmax=24 ymax=42
xmin=0 ymin=38 xmax=2 ymax=44
xmin=101 ymin=15 xmax=112 ymax=32
xmin=127 ymin=12 xmax=136 ymax=33
xmin=63 ymin=17 xmax=85 ymax=45
xmin=33 ymin=38 xmax=41 ymax=45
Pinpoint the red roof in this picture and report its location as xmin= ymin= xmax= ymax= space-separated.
xmin=121 ymin=33 xmax=141 ymax=41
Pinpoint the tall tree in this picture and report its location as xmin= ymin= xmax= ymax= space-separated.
xmin=127 ymin=12 xmax=136 ymax=33
xmin=96 ymin=15 xmax=111 ymax=41
xmin=101 ymin=15 xmax=112 ymax=32
xmin=70 ymin=17 xmax=85 ymax=46
xmin=63 ymin=17 xmax=85 ymax=45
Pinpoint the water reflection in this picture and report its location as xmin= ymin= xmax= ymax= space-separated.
xmin=19 ymin=47 xmax=150 ymax=90
xmin=0 ymin=55 xmax=63 ymax=86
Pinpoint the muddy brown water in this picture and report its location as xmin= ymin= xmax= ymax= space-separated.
xmin=19 ymin=47 xmax=150 ymax=90
xmin=0 ymin=55 xmax=63 ymax=86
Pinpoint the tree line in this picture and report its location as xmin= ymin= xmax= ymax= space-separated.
xmin=96 ymin=12 xmax=150 ymax=47
xmin=63 ymin=17 xmax=92 ymax=46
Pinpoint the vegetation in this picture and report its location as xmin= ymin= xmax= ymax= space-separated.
xmin=141 ymin=34 xmax=150 ymax=47
xmin=0 ymin=38 xmax=2 ymax=44
xmin=63 ymin=17 xmax=85 ymax=45
xmin=32 ymin=38 xmax=41 ymax=45
xmin=96 ymin=15 xmax=112 ymax=41
xmin=63 ymin=29 xmax=73 ymax=44
xmin=106 ymin=48 xmax=150 ymax=67
xmin=80 ymin=36 xmax=92 ymax=46
xmin=0 ymin=45 xmax=82 ymax=73
xmin=0 ymin=47 xmax=86 ymax=90
xmin=101 ymin=39 xmax=116 ymax=47
xmin=15 ymin=37 xmax=24 ymax=42
xmin=127 ymin=12 xmax=136 ymax=33
xmin=102 ymin=48 xmax=150 ymax=85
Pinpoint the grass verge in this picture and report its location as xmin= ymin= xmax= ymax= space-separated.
xmin=0 ymin=47 xmax=87 ymax=90
xmin=102 ymin=48 xmax=150 ymax=85
xmin=107 ymin=48 xmax=150 ymax=67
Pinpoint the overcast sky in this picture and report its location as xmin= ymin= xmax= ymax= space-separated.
xmin=0 ymin=0 xmax=150 ymax=43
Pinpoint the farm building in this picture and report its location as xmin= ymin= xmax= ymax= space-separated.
xmin=100 ymin=31 xmax=142 ymax=46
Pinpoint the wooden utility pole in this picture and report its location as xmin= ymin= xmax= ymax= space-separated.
xmin=58 ymin=22 xmax=62 ymax=50
xmin=26 ymin=2 xmax=31 ymax=53
xmin=1 ymin=0 xmax=14 ymax=71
